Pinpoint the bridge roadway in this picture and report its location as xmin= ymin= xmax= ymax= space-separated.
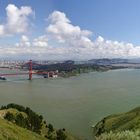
xmin=0 ymin=60 xmax=58 ymax=80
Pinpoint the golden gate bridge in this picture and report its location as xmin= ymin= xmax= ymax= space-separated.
xmin=0 ymin=60 xmax=58 ymax=80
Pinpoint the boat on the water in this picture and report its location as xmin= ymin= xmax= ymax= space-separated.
xmin=0 ymin=76 xmax=6 ymax=80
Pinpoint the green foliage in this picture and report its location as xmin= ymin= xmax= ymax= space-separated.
xmin=3 ymin=104 xmax=43 ymax=135
xmin=0 ymin=117 xmax=46 ymax=140
xmin=25 ymin=107 xmax=43 ymax=134
xmin=1 ymin=105 xmax=7 ymax=110
xmin=48 ymin=124 xmax=54 ymax=133
xmin=45 ymin=135 xmax=53 ymax=140
xmin=15 ymin=113 xmax=28 ymax=128
xmin=94 ymin=107 xmax=140 ymax=137
xmin=94 ymin=107 xmax=140 ymax=140
xmin=4 ymin=112 xmax=15 ymax=122
xmin=96 ymin=130 xmax=140 ymax=140
xmin=1 ymin=104 xmax=78 ymax=140
xmin=56 ymin=129 xmax=67 ymax=140
xmin=2 ymin=103 xmax=26 ymax=112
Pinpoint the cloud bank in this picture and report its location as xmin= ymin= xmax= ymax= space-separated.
xmin=1 ymin=4 xmax=140 ymax=60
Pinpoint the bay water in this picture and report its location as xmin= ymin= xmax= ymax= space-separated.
xmin=1 ymin=69 xmax=140 ymax=139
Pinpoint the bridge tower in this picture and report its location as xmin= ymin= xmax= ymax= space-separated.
xmin=29 ymin=60 xmax=32 ymax=80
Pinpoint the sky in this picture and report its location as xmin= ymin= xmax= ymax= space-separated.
xmin=1 ymin=0 xmax=140 ymax=60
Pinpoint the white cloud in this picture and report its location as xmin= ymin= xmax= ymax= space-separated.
xmin=32 ymin=35 xmax=48 ymax=47
xmin=46 ymin=11 xmax=93 ymax=48
xmin=1 ymin=9 xmax=140 ymax=60
xmin=0 ymin=25 xmax=4 ymax=35
xmin=0 ymin=4 xmax=33 ymax=36
xmin=16 ymin=35 xmax=31 ymax=47
xmin=97 ymin=36 xmax=104 ymax=42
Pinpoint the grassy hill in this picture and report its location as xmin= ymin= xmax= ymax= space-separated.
xmin=0 ymin=117 xmax=46 ymax=140
xmin=93 ymin=107 xmax=140 ymax=140
xmin=0 ymin=104 xmax=79 ymax=140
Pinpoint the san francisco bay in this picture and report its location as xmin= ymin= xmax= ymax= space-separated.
xmin=1 ymin=69 xmax=140 ymax=139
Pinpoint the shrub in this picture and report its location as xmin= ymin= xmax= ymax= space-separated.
xmin=48 ymin=124 xmax=54 ymax=132
xmin=96 ymin=130 xmax=140 ymax=140
xmin=2 ymin=104 xmax=43 ymax=135
xmin=15 ymin=113 xmax=28 ymax=128
xmin=4 ymin=112 xmax=14 ymax=121
xmin=56 ymin=129 xmax=67 ymax=140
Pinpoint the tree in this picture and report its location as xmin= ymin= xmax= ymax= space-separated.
xmin=15 ymin=113 xmax=27 ymax=128
xmin=48 ymin=124 xmax=54 ymax=132
xmin=4 ymin=112 xmax=14 ymax=121
xmin=56 ymin=129 xmax=67 ymax=140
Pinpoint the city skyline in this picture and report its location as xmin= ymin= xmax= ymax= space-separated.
xmin=1 ymin=0 xmax=140 ymax=60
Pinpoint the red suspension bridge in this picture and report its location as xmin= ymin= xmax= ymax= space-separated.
xmin=0 ymin=60 xmax=58 ymax=80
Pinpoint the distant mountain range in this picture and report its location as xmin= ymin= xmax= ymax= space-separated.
xmin=88 ymin=58 xmax=140 ymax=65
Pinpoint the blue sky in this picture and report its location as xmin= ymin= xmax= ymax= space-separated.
xmin=0 ymin=0 xmax=140 ymax=59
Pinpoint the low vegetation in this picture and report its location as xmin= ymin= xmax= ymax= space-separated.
xmin=0 ymin=103 xmax=79 ymax=140
xmin=96 ymin=130 xmax=140 ymax=140
xmin=0 ymin=117 xmax=46 ymax=140
xmin=94 ymin=107 xmax=140 ymax=140
xmin=1 ymin=104 xmax=43 ymax=134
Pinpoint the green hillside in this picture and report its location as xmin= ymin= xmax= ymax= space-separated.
xmin=0 ymin=104 xmax=79 ymax=140
xmin=0 ymin=117 xmax=46 ymax=140
xmin=93 ymin=107 xmax=140 ymax=140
